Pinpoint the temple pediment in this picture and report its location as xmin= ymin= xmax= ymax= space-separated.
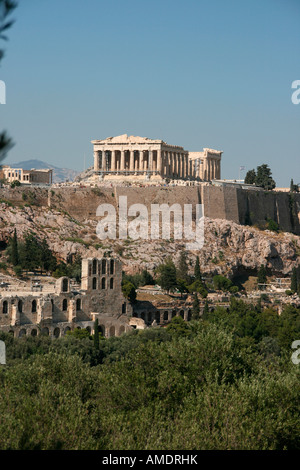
xmin=92 ymin=134 xmax=164 ymax=145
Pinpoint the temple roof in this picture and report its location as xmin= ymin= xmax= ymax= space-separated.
xmin=91 ymin=134 xmax=164 ymax=144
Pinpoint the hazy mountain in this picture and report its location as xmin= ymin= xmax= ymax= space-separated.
xmin=9 ymin=159 xmax=80 ymax=183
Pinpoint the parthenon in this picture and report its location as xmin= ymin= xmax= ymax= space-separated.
xmin=91 ymin=134 xmax=222 ymax=182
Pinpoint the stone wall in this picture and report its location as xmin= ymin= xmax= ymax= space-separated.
xmin=1 ymin=184 xmax=299 ymax=234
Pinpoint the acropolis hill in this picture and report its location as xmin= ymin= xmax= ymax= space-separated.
xmin=0 ymin=132 xmax=299 ymax=275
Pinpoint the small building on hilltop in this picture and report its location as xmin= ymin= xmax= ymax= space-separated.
xmin=0 ymin=166 xmax=53 ymax=185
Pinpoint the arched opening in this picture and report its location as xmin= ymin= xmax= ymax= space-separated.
xmin=92 ymin=259 xmax=97 ymax=275
xmin=110 ymin=278 xmax=114 ymax=289
xmin=53 ymin=327 xmax=60 ymax=338
xmin=31 ymin=329 xmax=37 ymax=337
xmin=76 ymin=298 xmax=81 ymax=311
xmin=31 ymin=299 xmax=37 ymax=313
xmin=86 ymin=326 xmax=91 ymax=334
xmin=164 ymin=311 xmax=169 ymax=321
xmin=119 ymin=325 xmax=125 ymax=336
xmin=64 ymin=326 xmax=71 ymax=335
xmin=41 ymin=327 xmax=49 ymax=336
xmin=102 ymin=259 xmax=106 ymax=275
xmin=62 ymin=278 xmax=68 ymax=292
xmin=110 ymin=259 xmax=114 ymax=275
xmin=172 ymin=310 xmax=176 ymax=318
xmin=19 ymin=329 xmax=26 ymax=337
xmin=109 ymin=325 xmax=115 ymax=337
xmin=179 ymin=310 xmax=184 ymax=318
xmin=99 ymin=324 xmax=105 ymax=337
xmin=62 ymin=298 xmax=68 ymax=311
xmin=92 ymin=277 xmax=97 ymax=290
xmin=122 ymin=302 xmax=126 ymax=314
xmin=101 ymin=277 xmax=106 ymax=289
xmin=187 ymin=309 xmax=192 ymax=321
xmin=18 ymin=300 xmax=23 ymax=313
xmin=2 ymin=300 xmax=8 ymax=314
xmin=155 ymin=312 xmax=160 ymax=324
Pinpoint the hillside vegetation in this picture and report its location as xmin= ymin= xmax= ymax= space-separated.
xmin=0 ymin=299 xmax=299 ymax=450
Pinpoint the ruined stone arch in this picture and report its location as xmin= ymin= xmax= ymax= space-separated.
xmin=62 ymin=298 xmax=68 ymax=311
xmin=99 ymin=324 xmax=105 ymax=337
xmin=31 ymin=329 xmax=37 ymax=337
xmin=92 ymin=259 xmax=97 ymax=275
xmin=102 ymin=259 xmax=106 ymax=275
xmin=31 ymin=299 xmax=37 ymax=313
xmin=2 ymin=300 xmax=8 ymax=314
xmin=119 ymin=325 xmax=125 ymax=336
xmin=110 ymin=259 xmax=114 ymax=275
xmin=53 ymin=327 xmax=60 ymax=338
xmin=62 ymin=278 xmax=69 ymax=292
xmin=109 ymin=325 xmax=115 ymax=337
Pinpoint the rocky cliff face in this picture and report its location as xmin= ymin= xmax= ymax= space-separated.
xmin=0 ymin=200 xmax=299 ymax=279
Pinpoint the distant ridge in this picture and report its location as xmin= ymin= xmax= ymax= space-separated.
xmin=8 ymin=159 xmax=79 ymax=183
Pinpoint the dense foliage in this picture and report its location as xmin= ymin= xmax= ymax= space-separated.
xmin=0 ymin=299 xmax=300 ymax=450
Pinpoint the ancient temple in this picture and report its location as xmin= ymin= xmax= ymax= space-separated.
xmin=91 ymin=134 xmax=222 ymax=182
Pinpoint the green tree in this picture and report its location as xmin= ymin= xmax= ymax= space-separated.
xmin=254 ymin=164 xmax=276 ymax=190
xmin=40 ymin=238 xmax=57 ymax=272
xmin=194 ymin=255 xmax=202 ymax=282
xmin=93 ymin=319 xmax=100 ymax=350
xmin=192 ymin=294 xmax=200 ymax=320
xmin=244 ymin=169 xmax=256 ymax=185
xmin=122 ymin=281 xmax=136 ymax=303
xmin=257 ymin=264 xmax=267 ymax=289
xmin=213 ymin=275 xmax=233 ymax=292
xmin=66 ymin=328 xmax=91 ymax=340
xmin=177 ymin=251 xmax=190 ymax=284
xmin=156 ymin=257 xmax=178 ymax=293
xmin=166 ymin=315 xmax=190 ymax=338
xmin=203 ymin=299 xmax=209 ymax=319
xmin=0 ymin=0 xmax=17 ymax=164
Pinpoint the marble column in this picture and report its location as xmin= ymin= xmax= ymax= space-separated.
xmin=164 ymin=151 xmax=168 ymax=177
xmin=148 ymin=149 xmax=153 ymax=172
xmin=120 ymin=150 xmax=125 ymax=172
xmin=102 ymin=151 xmax=106 ymax=171
xmin=139 ymin=150 xmax=143 ymax=172
xmin=94 ymin=151 xmax=99 ymax=171
xmin=157 ymin=149 xmax=162 ymax=175
xmin=130 ymin=150 xmax=134 ymax=172
xmin=111 ymin=150 xmax=116 ymax=172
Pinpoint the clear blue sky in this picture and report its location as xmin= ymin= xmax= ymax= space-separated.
xmin=0 ymin=0 xmax=299 ymax=186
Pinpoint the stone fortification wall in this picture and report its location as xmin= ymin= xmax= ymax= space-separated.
xmin=0 ymin=184 xmax=299 ymax=234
